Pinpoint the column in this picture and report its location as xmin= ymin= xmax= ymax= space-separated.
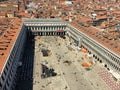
xmin=49 ymin=26 xmax=50 ymax=31
xmin=60 ymin=26 xmax=62 ymax=30
xmin=37 ymin=27 xmax=39 ymax=31
xmin=44 ymin=32 xmax=45 ymax=36
xmin=34 ymin=27 xmax=35 ymax=30
xmin=27 ymin=27 xmax=29 ymax=30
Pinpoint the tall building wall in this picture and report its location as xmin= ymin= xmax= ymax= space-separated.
xmin=0 ymin=25 xmax=27 ymax=90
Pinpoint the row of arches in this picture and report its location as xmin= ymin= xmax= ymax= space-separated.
xmin=27 ymin=26 xmax=66 ymax=31
xmin=80 ymin=45 xmax=110 ymax=71
xmin=32 ymin=31 xmax=66 ymax=36
xmin=81 ymin=39 xmax=120 ymax=73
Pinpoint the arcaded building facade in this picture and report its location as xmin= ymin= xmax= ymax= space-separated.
xmin=0 ymin=22 xmax=27 ymax=90
xmin=0 ymin=18 xmax=120 ymax=90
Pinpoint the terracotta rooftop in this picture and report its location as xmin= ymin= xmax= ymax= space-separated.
xmin=70 ymin=22 xmax=120 ymax=56
xmin=0 ymin=18 xmax=22 ymax=74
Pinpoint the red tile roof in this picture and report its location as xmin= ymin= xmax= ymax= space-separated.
xmin=0 ymin=18 xmax=22 ymax=73
xmin=70 ymin=22 xmax=120 ymax=56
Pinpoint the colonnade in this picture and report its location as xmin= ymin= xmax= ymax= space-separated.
xmin=24 ymin=18 xmax=120 ymax=75
xmin=67 ymin=25 xmax=120 ymax=75
xmin=32 ymin=31 xmax=66 ymax=36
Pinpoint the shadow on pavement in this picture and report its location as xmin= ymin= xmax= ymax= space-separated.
xmin=15 ymin=34 xmax=35 ymax=90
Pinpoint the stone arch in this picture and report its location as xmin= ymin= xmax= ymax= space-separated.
xmin=104 ymin=64 xmax=107 ymax=68
xmin=46 ymin=32 xmax=48 ymax=36
xmin=51 ymin=32 xmax=53 ymax=35
xmin=107 ymin=68 xmax=110 ymax=71
xmin=97 ymin=58 xmax=99 ymax=61
xmin=94 ymin=55 xmax=97 ymax=59
xmin=99 ymin=60 xmax=102 ymax=63
xmin=41 ymin=32 xmax=43 ymax=36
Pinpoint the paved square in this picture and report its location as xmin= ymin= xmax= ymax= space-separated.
xmin=33 ymin=36 xmax=114 ymax=90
